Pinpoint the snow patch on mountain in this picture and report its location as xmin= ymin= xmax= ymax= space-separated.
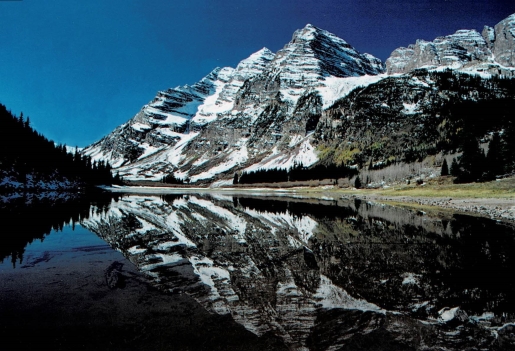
xmin=317 ymin=75 xmax=386 ymax=108
xmin=190 ymin=67 xmax=235 ymax=126
xmin=315 ymin=275 xmax=384 ymax=312
xmin=190 ymin=144 xmax=248 ymax=182
xmin=244 ymin=137 xmax=317 ymax=173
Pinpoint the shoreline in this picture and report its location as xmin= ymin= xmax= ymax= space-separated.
xmin=104 ymin=183 xmax=515 ymax=223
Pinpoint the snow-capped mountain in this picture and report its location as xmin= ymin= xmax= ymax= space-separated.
xmin=386 ymin=14 xmax=515 ymax=76
xmin=84 ymin=14 xmax=515 ymax=184
xmin=83 ymin=24 xmax=385 ymax=182
xmin=234 ymin=23 xmax=384 ymax=107
xmin=84 ymin=67 xmax=236 ymax=168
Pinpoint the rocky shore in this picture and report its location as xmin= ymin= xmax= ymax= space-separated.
xmin=357 ymin=194 xmax=515 ymax=223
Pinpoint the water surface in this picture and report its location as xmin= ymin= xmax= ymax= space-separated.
xmin=2 ymin=192 xmax=515 ymax=350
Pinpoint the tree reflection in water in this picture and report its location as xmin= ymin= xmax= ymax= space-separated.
xmin=0 ymin=191 xmax=117 ymax=267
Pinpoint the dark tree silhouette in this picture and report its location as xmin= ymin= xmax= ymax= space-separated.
xmin=485 ymin=132 xmax=503 ymax=180
xmin=450 ymin=158 xmax=460 ymax=177
xmin=501 ymin=120 xmax=515 ymax=174
xmin=441 ymin=158 xmax=449 ymax=176
xmin=354 ymin=176 xmax=362 ymax=189
xmin=0 ymin=103 xmax=114 ymax=189
xmin=455 ymin=136 xmax=485 ymax=183
xmin=161 ymin=173 xmax=183 ymax=184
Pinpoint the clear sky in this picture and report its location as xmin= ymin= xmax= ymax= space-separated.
xmin=1 ymin=0 xmax=514 ymax=147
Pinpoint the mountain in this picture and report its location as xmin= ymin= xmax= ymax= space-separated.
xmin=314 ymin=70 xmax=515 ymax=174
xmin=386 ymin=14 xmax=515 ymax=76
xmin=83 ymin=24 xmax=385 ymax=183
xmin=83 ymin=14 xmax=515 ymax=185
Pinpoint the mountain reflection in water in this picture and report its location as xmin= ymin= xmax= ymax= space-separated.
xmin=77 ymin=193 xmax=515 ymax=350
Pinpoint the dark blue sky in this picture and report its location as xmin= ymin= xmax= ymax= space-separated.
xmin=1 ymin=0 xmax=514 ymax=147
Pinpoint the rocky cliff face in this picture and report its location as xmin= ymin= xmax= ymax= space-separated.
xmin=84 ymin=14 xmax=515 ymax=184
xmin=83 ymin=67 xmax=236 ymax=168
xmin=386 ymin=14 xmax=515 ymax=76
xmin=492 ymin=14 xmax=515 ymax=68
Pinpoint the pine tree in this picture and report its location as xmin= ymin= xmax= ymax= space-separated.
xmin=457 ymin=136 xmax=485 ymax=182
xmin=501 ymin=120 xmax=515 ymax=174
xmin=233 ymin=173 xmax=239 ymax=185
xmin=450 ymin=158 xmax=460 ymax=177
xmin=441 ymin=158 xmax=449 ymax=176
xmin=113 ymin=172 xmax=121 ymax=185
xmin=485 ymin=132 xmax=503 ymax=180
xmin=354 ymin=176 xmax=362 ymax=189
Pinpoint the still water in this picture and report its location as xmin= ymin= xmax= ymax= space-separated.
xmin=1 ymin=192 xmax=515 ymax=350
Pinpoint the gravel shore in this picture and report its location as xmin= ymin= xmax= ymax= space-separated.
xmin=357 ymin=194 xmax=515 ymax=223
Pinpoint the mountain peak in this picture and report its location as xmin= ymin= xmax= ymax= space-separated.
xmin=386 ymin=13 xmax=515 ymax=74
xmin=279 ymin=24 xmax=383 ymax=79
xmin=243 ymin=47 xmax=275 ymax=62
xmin=291 ymin=23 xmax=346 ymax=44
xmin=234 ymin=47 xmax=275 ymax=76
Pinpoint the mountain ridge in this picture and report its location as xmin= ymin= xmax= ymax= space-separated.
xmin=83 ymin=13 xmax=515 ymax=185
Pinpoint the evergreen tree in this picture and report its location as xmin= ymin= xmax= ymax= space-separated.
xmin=113 ymin=172 xmax=122 ymax=185
xmin=450 ymin=158 xmax=460 ymax=177
xmin=485 ymin=132 xmax=503 ymax=180
xmin=441 ymin=158 xmax=449 ymax=176
xmin=354 ymin=176 xmax=362 ymax=189
xmin=501 ymin=120 xmax=515 ymax=174
xmin=161 ymin=173 xmax=183 ymax=184
xmin=0 ymin=103 xmax=114 ymax=187
xmin=456 ymin=136 xmax=485 ymax=182
xmin=233 ymin=173 xmax=239 ymax=185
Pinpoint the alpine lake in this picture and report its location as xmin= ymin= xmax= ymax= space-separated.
xmin=1 ymin=190 xmax=515 ymax=351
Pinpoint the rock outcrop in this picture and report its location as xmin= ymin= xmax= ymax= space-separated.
xmin=386 ymin=14 xmax=515 ymax=76
xmin=492 ymin=14 xmax=515 ymax=68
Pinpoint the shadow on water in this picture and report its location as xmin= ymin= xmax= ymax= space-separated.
xmin=0 ymin=190 xmax=117 ymax=267
xmin=0 ymin=191 xmax=289 ymax=351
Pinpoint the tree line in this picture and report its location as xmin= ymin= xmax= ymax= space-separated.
xmin=161 ymin=173 xmax=184 ymax=184
xmin=445 ymin=130 xmax=514 ymax=183
xmin=0 ymin=103 xmax=120 ymax=187
xmin=235 ymin=163 xmax=358 ymax=184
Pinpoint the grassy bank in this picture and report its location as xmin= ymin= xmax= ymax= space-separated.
xmin=345 ymin=177 xmax=515 ymax=199
xmin=118 ymin=176 xmax=515 ymax=199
